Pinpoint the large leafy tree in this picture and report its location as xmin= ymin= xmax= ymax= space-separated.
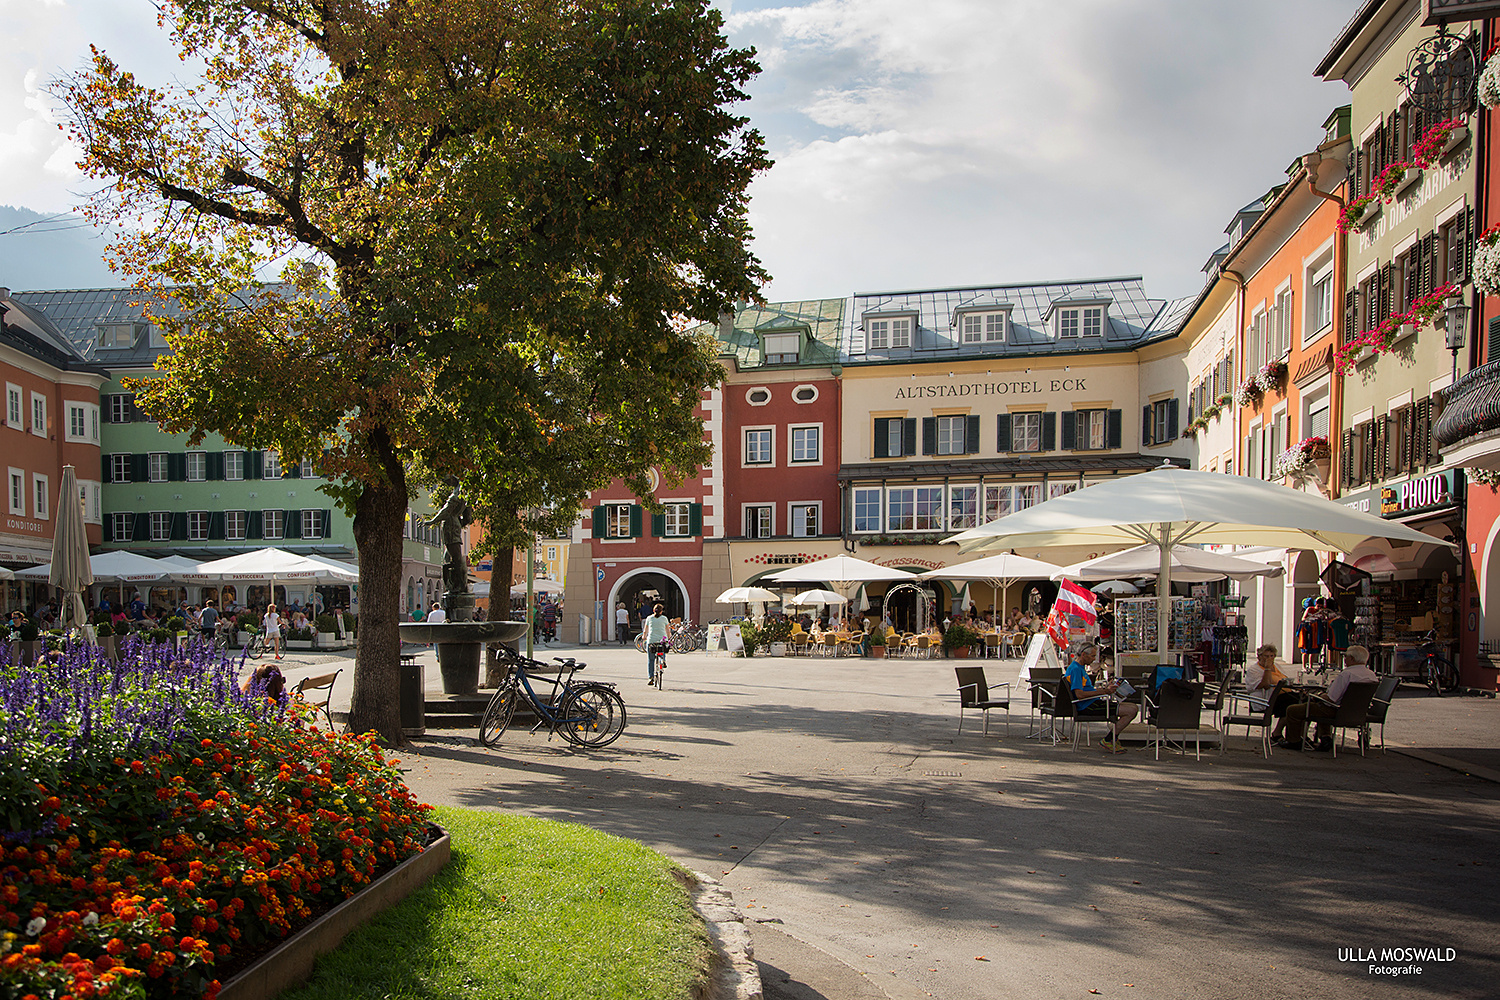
xmin=60 ymin=0 xmax=768 ymax=742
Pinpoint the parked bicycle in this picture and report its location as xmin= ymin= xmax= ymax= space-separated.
xmin=479 ymin=648 xmax=627 ymax=748
xmin=1420 ymin=630 xmax=1460 ymax=695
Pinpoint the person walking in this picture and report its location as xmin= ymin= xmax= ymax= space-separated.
xmin=262 ymin=603 xmax=284 ymax=659
xmin=642 ymin=603 xmax=670 ymax=682
xmin=615 ymin=602 xmax=630 ymax=644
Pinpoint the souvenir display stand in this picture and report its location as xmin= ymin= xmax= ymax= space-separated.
xmin=1113 ymin=596 xmax=1201 ymax=668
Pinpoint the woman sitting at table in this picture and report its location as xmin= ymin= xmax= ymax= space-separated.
xmin=1065 ymin=643 xmax=1136 ymax=753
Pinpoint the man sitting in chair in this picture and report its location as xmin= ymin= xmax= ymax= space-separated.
xmin=1280 ymin=644 xmax=1378 ymax=751
xmin=1065 ymin=643 xmax=1137 ymax=754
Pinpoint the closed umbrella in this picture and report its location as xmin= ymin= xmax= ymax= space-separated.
xmin=48 ymin=466 xmax=93 ymax=630
xmin=947 ymin=463 xmax=1454 ymax=661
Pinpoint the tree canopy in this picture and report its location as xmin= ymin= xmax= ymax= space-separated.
xmin=60 ymin=0 xmax=769 ymax=741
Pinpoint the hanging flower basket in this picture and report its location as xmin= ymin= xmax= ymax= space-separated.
xmin=1482 ymin=50 xmax=1500 ymax=109
xmin=1235 ymin=378 xmax=1262 ymax=408
xmin=1214 ymin=392 xmax=1234 ymax=409
xmin=1274 ymin=436 xmax=1331 ymax=479
xmin=1475 ymin=222 xmax=1500 ymax=297
xmin=1254 ymin=360 xmax=1287 ymax=394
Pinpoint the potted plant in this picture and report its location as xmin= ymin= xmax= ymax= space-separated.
xmin=94 ymin=619 xmax=116 ymax=661
xmin=165 ymin=615 xmax=188 ymax=649
xmin=942 ymin=621 xmax=982 ymax=658
xmin=866 ymin=629 xmax=887 ymax=658
xmin=738 ymin=622 xmax=762 ymax=658
xmin=236 ymin=612 xmax=258 ymax=648
xmin=315 ymin=614 xmax=340 ymax=648
xmin=761 ymin=616 xmax=793 ymax=656
xmin=286 ymin=625 xmax=315 ymax=650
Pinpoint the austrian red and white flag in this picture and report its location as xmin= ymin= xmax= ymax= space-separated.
xmin=1046 ymin=579 xmax=1097 ymax=649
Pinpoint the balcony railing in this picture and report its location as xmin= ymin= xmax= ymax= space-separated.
xmin=1435 ymin=358 xmax=1500 ymax=450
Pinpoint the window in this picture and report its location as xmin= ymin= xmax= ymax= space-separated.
xmin=867 ymin=316 xmax=912 ymax=350
xmin=960 ymin=312 xmax=1007 ymax=343
xmin=262 ymin=509 xmax=285 ymax=540
xmin=1016 ymin=484 xmax=1042 ymax=511
xmin=301 ymin=509 xmax=323 ymax=539
xmin=1246 ymin=423 xmax=1262 ymax=480
xmin=79 ymin=481 xmax=101 ymax=523
xmin=110 ymin=454 xmax=131 ymax=483
xmin=1248 ymin=308 xmax=1267 ymax=370
xmin=853 ymin=489 xmax=881 ymax=532
xmin=1308 ymin=261 xmax=1334 ymax=338
xmin=1274 ymin=288 xmax=1292 ymax=358
xmin=97 ymin=323 xmax=136 ymax=348
xmin=9 ymin=469 xmax=24 ymax=515
xmin=961 ymin=314 xmax=983 ymax=342
xmin=869 ymin=319 xmax=889 ymax=349
xmin=1267 ymin=410 xmax=1287 ymax=479
xmin=887 ymin=488 xmax=915 ymax=531
xmin=745 ymin=504 xmax=772 ymax=539
xmin=186 ymin=451 xmax=207 ymax=482
xmin=188 ymin=511 xmax=209 ymax=542
xmin=948 ymin=486 xmax=978 ymax=529
xmin=33 ymin=474 xmax=50 ymax=519
xmin=107 ymin=394 xmax=135 ymax=423
xmin=1049 ymin=480 xmax=1079 ymax=500
xmin=984 ymin=484 xmax=1013 ymax=521
xmin=225 ymin=510 xmax=247 ymax=541
xmin=763 ymin=332 xmax=799 ymax=364
xmin=790 ymin=426 xmax=820 ymax=463
xmin=934 ymin=415 xmax=967 ymax=455
xmin=793 ymin=385 xmax=818 ymax=403
xmin=790 ymin=503 xmax=819 ymax=537
xmin=744 ymin=428 xmax=772 ymax=465
xmin=148 ymin=453 xmax=169 ymax=483
xmin=263 ymin=451 xmax=282 ymax=479
xmin=299 ymin=459 xmax=316 ymax=478
xmin=873 ymin=417 xmax=916 ymax=458
xmin=1013 ymin=412 xmax=1041 ymax=452
xmin=1058 ymin=309 xmax=1079 ymax=338
xmin=30 ymin=393 xmax=46 ymax=438
xmin=746 ymin=387 xmax=771 ymax=405
xmin=1085 ymin=409 xmax=1107 ymax=449
xmin=662 ymin=503 xmax=691 ymax=538
xmin=1067 ymin=409 xmax=1110 ymax=450
xmin=1143 ymin=399 xmax=1179 ymax=446
xmin=1305 ymin=390 xmax=1331 ymax=442
xmin=150 ymin=512 xmax=172 ymax=542
xmin=1083 ymin=307 xmax=1103 ymax=337
xmin=5 ymin=384 xmax=20 ymax=428
xmin=68 ymin=405 xmax=86 ymax=440
xmin=1442 ymin=211 xmax=1469 ymax=286
xmin=110 ymin=512 xmax=131 ymax=541
xmin=224 ymin=451 xmax=244 ymax=481
xmin=891 ymin=317 xmax=911 ymax=348
xmin=603 ymin=504 xmax=632 ymax=539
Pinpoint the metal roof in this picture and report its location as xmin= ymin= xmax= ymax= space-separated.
xmin=0 ymin=288 xmax=105 ymax=373
xmin=13 ymin=287 xmax=177 ymax=368
xmin=709 ymin=297 xmax=845 ymax=370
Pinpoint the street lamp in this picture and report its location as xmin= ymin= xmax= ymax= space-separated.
xmin=1445 ymin=295 xmax=1471 ymax=380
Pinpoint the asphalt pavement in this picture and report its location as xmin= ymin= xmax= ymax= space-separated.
xmin=272 ymin=641 xmax=1500 ymax=1000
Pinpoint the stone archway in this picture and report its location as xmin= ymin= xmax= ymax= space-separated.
xmin=609 ymin=567 xmax=692 ymax=625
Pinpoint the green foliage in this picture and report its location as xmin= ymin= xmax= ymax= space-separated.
xmin=760 ymin=616 xmax=793 ymax=644
xmin=942 ymin=622 xmax=983 ymax=651
xmin=315 ymin=614 xmax=337 ymax=633
xmin=867 ymin=629 xmax=886 ymax=647
xmin=94 ymin=620 xmax=114 ymax=638
xmin=19 ymin=620 xmax=40 ymax=643
xmin=738 ymin=622 xmax=762 ymax=656
xmin=165 ymin=616 xmax=186 ymax=633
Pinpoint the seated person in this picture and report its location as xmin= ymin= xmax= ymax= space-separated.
xmin=1280 ymin=645 xmax=1378 ymax=750
xmin=1244 ymin=644 xmax=1299 ymax=742
xmin=1065 ymin=643 xmax=1137 ymax=753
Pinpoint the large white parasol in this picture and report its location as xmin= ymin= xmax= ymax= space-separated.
xmin=1053 ymin=543 xmax=1286 ymax=584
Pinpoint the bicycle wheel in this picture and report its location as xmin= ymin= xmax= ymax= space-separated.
xmin=1425 ymin=658 xmax=1443 ymax=695
xmin=559 ymin=685 xmax=627 ymax=747
xmin=653 ymin=658 xmax=665 ymax=690
xmin=634 ymin=634 xmax=646 ymax=653
xmin=246 ymin=634 xmax=265 ymax=659
xmin=479 ymin=682 xmax=519 ymax=747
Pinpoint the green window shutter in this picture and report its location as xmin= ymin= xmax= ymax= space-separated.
xmin=208 ymin=452 xmax=224 ymax=480
xmin=921 ymin=417 xmax=937 ymax=455
xmin=689 ymin=503 xmax=703 ymax=536
xmin=133 ymin=513 xmax=150 ymax=541
xmin=1167 ymin=399 xmax=1180 ymax=440
xmin=592 ymin=505 xmax=606 ymax=538
xmin=167 ymin=453 xmax=185 ymax=482
xmin=1142 ymin=406 xmax=1153 ymax=446
xmin=873 ymin=419 xmax=890 ymax=458
xmin=996 ymin=413 xmax=1012 ymax=452
xmin=629 ymin=505 xmax=643 ymax=538
xmin=902 ymin=418 xmax=917 ymax=457
xmin=1106 ymin=409 xmax=1122 ymax=449
xmin=286 ymin=510 xmax=302 ymax=539
xmin=101 ymin=454 xmax=111 ymax=482
xmin=1060 ymin=411 xmax=1076 ymax=450
xmin=170 ymin=512 xmax=187 ymax=540
xmin=1041 ymin=412 xmax=1056 ymax=452
xmin=103 ymin=516 xmax=113 ymax=542
xmin=966 ymin=415 xmax=980 ymax=454
xmin=651 ymin=510 xmax=665 ymax=538
xmin=322 ymin=510 xmax=333 ymax=538
xmin=250 ymin=450 xmax=264 ymax=480
xmin=131 ymin=454 xmax=148 ymax=482
xmin=208 ymin=512 xmax=225 ymax=540
xmin=286 ymin=459 xmax=302 ymax=479
xmin=248 ymin=510 xmax=263 ymax=539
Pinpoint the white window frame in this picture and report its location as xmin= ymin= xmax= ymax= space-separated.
xmin=224 ymin=450 xmax=244 ymax=481
xmin=299 ymin=459 xmax=317 ymax=478
xmin=789 ymin=501 xmax=821 ymax=538
xmin=263 ymin=509 xmax=286 ymax=540
xmin=1082 ymin=307 xmax=1103 ymax=337
xmin=148 ymin=325 xmax=167 ymax=348
xmin=1082 ymin=408 xmax=1107 ymax=450
xmin=110 ymin=454 xmax=131 ymax=484
xmin=150 ymin=511 xmax=172 ymax=542
xmin=1273 ymin=284 xmax=1293 ymax=359
xmin=867 ymin=315 xmax=913 ymax=350
xmin=852 ymin=488 xmax=882 ymax=533
xmin=887 ymin=487 xmax=916 ymax=532
xmin=1049 ymin=479 xmax=1080 ymax=501
xmin=913 ymin=486 xmax=944 ymax=531
xmin=1012 ymin=411 xmax=1042 ymax=453
xmin=890 ymin=316 xmax=912 ymax=348
xmin=78 ymin=480 xmax=101 ymax=524
xmin=9 ymin=468 xmax=26 ymax=515
xmin=1015 ymin=483 xmax=1043 ymax=511
xmin=745 ymin=386 xmax=772 ymax=406
xmin=110 ymin=511 xmax=132 ymax=541
xmin=186 ymin=451 xmax=207 ymax=482
xmin=984 ymin=484 xmax=1013 ymax=522
xmin=187 ymin=511 xmax=210 ymax=542
xmin=947 ymin=485 xmax=980 ymax=530
xmin=1057 ymin=308 xmax=1079 ymax=338
xmin=603 ymin=503 xmax=632 ymax=539
xmin=960 ymin=312 xmax=1006 ymax=343
xmin=1304 ymin=386 xmax=1331 ymax=443
xmin=67 ymin=403 xmax=87 ymax=442
xmin=744 ymin=504 xmax=773 ymax=539
xmin=935 ymin=414 xmax=968 ymax=456
xmin=1304 ymin=242 xmax=1336 ymax=345
xmin=263 ymin=451 xmax=282 ymax=479
xmin=743 ymin=426 xmax=774 ymax=467
xmin=97 ymin=323 xmax=136 ymax=348
xmin=762 ymin=331 xmax=800 ymax=364
xmin=662 ymin=502 xmax=691 ymax=538
xmin=225 ymin=510 xmax=248 ymax=541
xmin=1247 ymin=419 xmax=1263 ymax=480
xmin=868 ymin=319 xmax=890 ymax=350
xmin=301 ymin=509 xmax=323 ymax=539
xmin=789 ymin=424 xmax=822 ymax=465
xmin=30 ymin=392 xmax=46 ymax=438
xmin=1249 ymin=306 xmax=1267 ymax=371
xmin=5 ymin=384 xmax=21 ymax=428
xmin=792 ymin=383 xmax=820 ymax=404
xmin=148 ymin=453 xmax=169 ymax=483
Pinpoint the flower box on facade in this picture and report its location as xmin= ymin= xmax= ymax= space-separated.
xmin=1394 ymin=167 xmax=1421 ymax=197
xmin=1360 ymin=198 xmax=1382 ymax=228
xmin=218 ymin=824 xmax=451 ymax=1000
xmin=1440 ymin=125 xmax=1470 ymax=160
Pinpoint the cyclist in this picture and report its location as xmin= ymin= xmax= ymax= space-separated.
xmin=642 ymin=602 xmax=670 ymax=683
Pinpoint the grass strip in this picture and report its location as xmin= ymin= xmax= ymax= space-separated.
xmin=280 ymin=805 xmax=713 ymax=1000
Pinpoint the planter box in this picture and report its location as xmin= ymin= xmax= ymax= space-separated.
xmin=315 ymin=632 xmax=341 ymax=649
xmin=1440 ymin=125 xmax=1470 ymax=160
xmin=1359 ymin=199 xmax=1382 ymax=228
xmin=1394 ymin=167 xmax=1421 ymax=197
xmin=219 ymin=824 xmax=451 ymax=1000
xmin=768 ymin=642 xmax=787 ymax=657
xmin=947 ymin=646 xmax=971 ymax=659
xmin=237 ymin=631 xmax=254 ymax=647
xmin=286 ymin=639 xmax=315 ymax=650
xmin=867 ymin=645 xmax=887 ymax=658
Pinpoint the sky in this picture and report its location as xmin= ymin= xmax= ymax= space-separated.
xmin=1 ymin=0 xmax=1359 ymax=302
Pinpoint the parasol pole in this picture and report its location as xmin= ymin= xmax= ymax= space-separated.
xmin=1157 ymin=523 xmax=1172 ymax=663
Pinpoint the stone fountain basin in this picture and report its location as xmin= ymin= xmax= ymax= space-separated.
xmin=398 ymin=620 xmax=530 ymax=644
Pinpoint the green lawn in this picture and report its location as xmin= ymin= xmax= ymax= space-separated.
xmin=281 ymin=806 xmax=713 ymax=1000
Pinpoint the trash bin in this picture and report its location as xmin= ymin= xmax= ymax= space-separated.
xmin=399 ymin=654 xmax=426 ymax=737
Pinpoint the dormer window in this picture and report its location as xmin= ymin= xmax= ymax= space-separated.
xmin=97 ymin=323 xmax=138 ymax=348
xmin=762 ymin=331 xmax=800 ymax=364
xmin=867 ymin=315 xmax=912 ymax=350
xmin=1053 ymin=304 xmax=1106 ymax=339
xmin=960 ymin=312 xmax=1007 ymax=343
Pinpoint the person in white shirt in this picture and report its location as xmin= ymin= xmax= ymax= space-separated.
xmin=427 ymin=602 xmax=447 ymax=624
xmin=642 ymin=604 xmax=670 ymax=681
xmin=615 ymin=602 xmax=630 ymax=645
xmin=1281 ymin=644 xmax=1378 ymax=750
xmin=262 ymin=604 xmax=284 ymax=660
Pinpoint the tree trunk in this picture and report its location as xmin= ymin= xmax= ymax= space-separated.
xmin=483 ymin=543 xmax=513 ymax=688
xmin=346 ymin=429 xmax=408 ymax=744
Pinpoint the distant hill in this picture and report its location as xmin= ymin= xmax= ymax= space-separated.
xmin=0 ymin=205 xmax=126 ymax=292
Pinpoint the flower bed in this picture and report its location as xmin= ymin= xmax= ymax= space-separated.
xmin=0 ymin=637 xmax=433 ymax=999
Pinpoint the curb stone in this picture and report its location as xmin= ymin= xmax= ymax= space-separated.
xmin=688 ymin=869 xmax=764 ymax=1000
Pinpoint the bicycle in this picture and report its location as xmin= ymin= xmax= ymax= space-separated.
xmin=243 ymin=627 xmax=267 ymax=660
xmin=648 ymin=640 xmax=668 ymax=690
xmin=479 ymin=648 xmax=627 ymax=748
xmin=1420 ymin=630 xmax=1460 ymax=695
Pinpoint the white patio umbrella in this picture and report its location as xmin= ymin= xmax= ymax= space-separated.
xmin=918 ymin=552 xmax=1064 ymax=617
xmin=0 ymin=567 xmax=12 ymax=581
xmin=716 ymin=586 xmax=780 ymax=603
xmin=768 ymin=555 xmax=918 ymax=624
xmin=510 ymin=577 xmax=565 ymax=597
xmin=1091 ymin=580 xmax=1139 ymax=596
xmin=48 ymin=466 xmax=93 ymax=629
xmin=947 ymin=463 xmax=1455 ymax=661
xmin=790 ymin=588 xmax=848 ymax=606
xmin=1054 ymin=543 xmax=1287 ymax=584
xmin=183 ymin=546 xmax=357 ymax=610
xmin=18 ymin=549 xmax=169 ymax=583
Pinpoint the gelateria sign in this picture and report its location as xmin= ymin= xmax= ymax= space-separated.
xmin=891 ymin=375 xmax=1094 ymax=400
xmin=1342 ymin=469 xmax=1462 ymax=518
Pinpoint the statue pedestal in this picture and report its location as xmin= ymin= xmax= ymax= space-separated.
xmin=398 ymin=620 xmax=530 ymax=697
xmin=436 ymin=643 xmax=482 ymax=695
